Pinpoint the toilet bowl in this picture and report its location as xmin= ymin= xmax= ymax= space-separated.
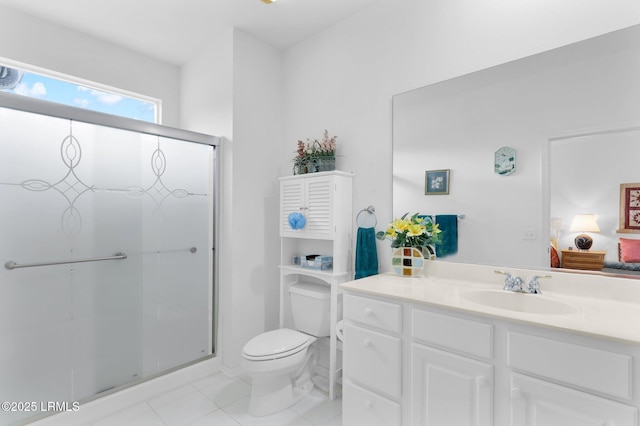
xmin=241 ymin=282 xmax=331 ymax=417
xmin=242 ymin=328 xmax=317 ymax=416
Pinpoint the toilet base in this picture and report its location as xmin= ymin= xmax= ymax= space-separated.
xmin=247 ymin=345 xmax=318 ymax=417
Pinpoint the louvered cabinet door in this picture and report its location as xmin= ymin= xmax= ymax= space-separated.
xmin=280 ymin=179 xmax=305 ymax=237
xmin=304 ymin=175 xmax=334 ymax=239
xmin=280 ymin=174 xmax=334 ymax=239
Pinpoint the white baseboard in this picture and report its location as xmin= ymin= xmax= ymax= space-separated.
xmin=30 ymin=357 xmax=221 ymax=425
xmin=220 ymin=363 xmax=244 ymax=379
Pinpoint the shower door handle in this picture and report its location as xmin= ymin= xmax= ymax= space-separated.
xmin=5 ymin=252 xmax=127 ymax=270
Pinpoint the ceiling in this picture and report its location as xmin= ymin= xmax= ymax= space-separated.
xmin=0 ymin=0 xmax=377 ymax=65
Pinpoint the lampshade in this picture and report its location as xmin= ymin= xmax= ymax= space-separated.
xmin=569 ymin=214 xmax=600 ymax=233
xmin=569 ymin=214 xmax=600 ymax=250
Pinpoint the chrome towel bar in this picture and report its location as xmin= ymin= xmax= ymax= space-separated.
xmin=5 ymin=252 xmax=127 ymax=270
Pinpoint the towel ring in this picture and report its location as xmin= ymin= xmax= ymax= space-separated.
xmin=356 ymin=205 xmax=377 ymax=228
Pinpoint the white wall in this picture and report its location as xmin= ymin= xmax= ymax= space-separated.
xmin=181 ymin=29 xmax=284 ymax=373
xmin=0 ymin=6 xmax=181 ymax=126
xmin=180 ymin=29 xmax=234 ymax=137
xmin=282 ymin=0 xmax=640 ymax=271
xmin=227 ymin=30 xmax=283 ymax=372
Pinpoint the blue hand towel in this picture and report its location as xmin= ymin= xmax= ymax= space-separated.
xmin=435 ymin=215 xmax=458 ymax=257
xmin=355 ymin=227 xmax=378 ymax=279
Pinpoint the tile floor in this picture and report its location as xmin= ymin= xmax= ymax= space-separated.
xmin=65 ymin=373 xmax=342 ymax=426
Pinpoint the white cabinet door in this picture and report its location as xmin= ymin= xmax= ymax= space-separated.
xmin=344 ymin=323 xmax=402 ymax=399
xmin=304 ymin=176 xmax=333 ymax=237
xmin=510 ymin=373 xmax=637 ymax=426
xmin=343 ymin=381 xmax=402 ymax=426
xmin=411 ymin=343 xmax=493 ymax=426
xmin=280 ymin=178 xmax=305 ymax=237
xmin=280 ymin=175 xmax=333 ymax=239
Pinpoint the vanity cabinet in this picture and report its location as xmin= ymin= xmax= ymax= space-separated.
xmin=510 ymin=373 xmax=636 ymax=426
xmin=342 ymin=284 xmax=639 ymax=425
xmin=411 ymin=307 xmax=493 ymax=426
xmin=411 ymin=344 xmax=492 ymax=426
xmin=343 ymin=293 xmax=403 ymax=425
xmin=279 ymin=171 xmax=353 ymax=400
xmin=508 ymin=332 xmax=636 ymax=426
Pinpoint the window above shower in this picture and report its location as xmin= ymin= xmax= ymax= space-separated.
xmin=0 ymin=61 xmax=160 ymax=123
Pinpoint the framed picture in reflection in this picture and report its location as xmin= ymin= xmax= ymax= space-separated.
xmin=425 ymin=169 xmax=450 ymax=195
xmin=618 ymin=182 xmax=640 ymax=233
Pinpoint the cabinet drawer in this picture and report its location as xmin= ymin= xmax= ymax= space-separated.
xmin=343 ymin=381 xmax=401 ymax=426
xmin=412 ymin=308 xmax=493 ymax=359
xmin=344 ymin=293 xmax=402 ymax=334
xmin=508 ymin=332 xmax=632 ymax=400
xmin=344 ymin=323 xmax=402 ymax=398
xmin=511 ymin=373 xmax=637 ymax=426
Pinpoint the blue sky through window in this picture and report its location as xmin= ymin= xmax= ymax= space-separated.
xmin=2 ymin=67 xmax=158 ymax=123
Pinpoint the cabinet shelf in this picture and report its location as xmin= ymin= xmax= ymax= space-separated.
xmin=280 ymin=264 xmax=350 ymax=281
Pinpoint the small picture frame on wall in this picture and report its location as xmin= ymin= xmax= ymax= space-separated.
xmin=618 ymin=182 xmax=640 ymax=233
xmin=425 ymin=169 xmax=450 ymax=195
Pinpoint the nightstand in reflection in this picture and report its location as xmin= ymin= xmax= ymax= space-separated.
xmin=560 ymin=249 xmax=606 ymax=271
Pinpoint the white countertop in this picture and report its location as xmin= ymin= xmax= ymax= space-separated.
xmin=341 ymin=261 xmax=640 ymax=345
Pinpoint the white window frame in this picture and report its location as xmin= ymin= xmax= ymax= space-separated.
xmin=0 ymin=57 xmax=162 ymax=124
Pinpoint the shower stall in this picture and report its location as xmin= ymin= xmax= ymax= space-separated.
xmin=0 ymin=93 xmax=218 ymax=425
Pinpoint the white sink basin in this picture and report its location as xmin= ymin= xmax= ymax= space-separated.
xmin=461 ymin=290 xmax=577 ymax=315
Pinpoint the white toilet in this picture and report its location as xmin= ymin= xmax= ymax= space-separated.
xmin=242 ymin=282 xmax=332 ymax=417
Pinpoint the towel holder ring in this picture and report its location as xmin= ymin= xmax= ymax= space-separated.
xmin=356 ymin=205 xmax=377 ymax=228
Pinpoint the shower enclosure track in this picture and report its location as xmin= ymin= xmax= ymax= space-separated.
xmin=4 ymin=252 xmax=127 ymax=270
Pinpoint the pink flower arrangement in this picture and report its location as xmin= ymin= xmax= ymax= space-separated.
xmin=292 ymin=130 xmax=337 ymax=174
xmin=294 ymin=130 xmax=337 ymax=160
xmin=317 ymin=129 xmax=336 ymax=156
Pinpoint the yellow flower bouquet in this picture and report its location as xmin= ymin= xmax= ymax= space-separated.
xmin=376 ymin=212 xmax=441 ymax=251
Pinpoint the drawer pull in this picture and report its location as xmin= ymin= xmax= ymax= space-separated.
xmin=363 ymin=339 xmax=372 ymax=347
xmin=511 ymin=387 xmax=523 ymax=399
xmin=364 ymin=308 xmax=373 ymax=316
xmin=476 ymin=376 xmax=488 ymax=387
xmin=364 ymin=400 xmax=373 ymax=410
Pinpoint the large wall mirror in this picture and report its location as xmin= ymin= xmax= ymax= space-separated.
xmin=393 ymin=24 xmax=640 ymax=276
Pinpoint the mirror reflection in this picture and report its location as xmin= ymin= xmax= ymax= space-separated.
xmin=392 ymin=24 xmax=640 ymax=276
xmin=550 ymin=128 xmax=640 ymax=275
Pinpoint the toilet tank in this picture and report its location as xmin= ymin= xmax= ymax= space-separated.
xmin=289 ymin=282 xmax=338 ymax=337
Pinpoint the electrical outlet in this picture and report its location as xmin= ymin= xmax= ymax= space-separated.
xmin=523 ymin=228 xmax=536 ymax=240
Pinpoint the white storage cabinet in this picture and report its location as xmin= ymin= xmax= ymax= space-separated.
xmin=279 ymin=171 xmax=353 ymax=400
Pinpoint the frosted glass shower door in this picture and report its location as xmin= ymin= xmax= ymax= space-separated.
xmin=0 ymin=107 xmax=214 ymax=425
xmin=0 ymin=109 xmax=76 ymax=425
xmin=64 ymin=121 xmax=147 ymax=398
xmin=139 ymin=136 xmax=213 ymax=374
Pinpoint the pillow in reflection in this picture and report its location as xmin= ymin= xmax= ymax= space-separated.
xmin=620 ymin=238 xmax=640 ymax=263
xmin=550 ymin=245 xmax=560 ymax=268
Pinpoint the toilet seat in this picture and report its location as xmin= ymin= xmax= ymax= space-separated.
xmin=242 ymin=329 xmax=312 ymax=361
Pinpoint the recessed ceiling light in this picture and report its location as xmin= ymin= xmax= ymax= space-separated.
xmin=260 ymin=0 xmax=276 ymax=4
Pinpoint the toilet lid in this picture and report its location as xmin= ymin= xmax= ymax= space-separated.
xmin=242 ymin=329 xmax=310 ymax=359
